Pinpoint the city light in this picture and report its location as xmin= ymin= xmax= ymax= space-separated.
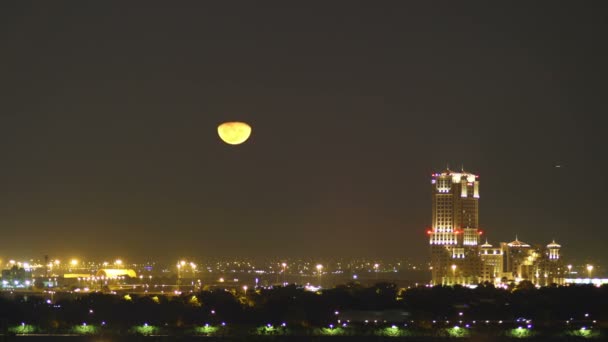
xmin=0 ymin=5 xmax=603 ymax=340
xmin=316 ymin=264 xmax=323 ymax=285
xmin=586 ymin=265 xmax=594 ymax=278
xmin=280 ymin=262 xmax=287 ymax=285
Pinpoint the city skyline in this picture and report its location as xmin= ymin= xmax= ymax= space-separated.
xmin=428 ymin=169 xmax=567 ymax=286
xmin=1 ymin=2 xmax=607 ymax=262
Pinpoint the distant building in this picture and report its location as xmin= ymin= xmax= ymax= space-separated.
xmin=428 ymin=168 xmax=564 ymax=286
xmin=480 ymin=240 xmax=503 ymax=282
xmin=1 ymin=266 xmax=32 ymax=288
xmin=96 ymin=268 xmax=137 ymax=278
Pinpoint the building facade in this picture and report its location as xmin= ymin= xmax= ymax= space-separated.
xmin=428 ymin=168 xmax=564 ymax=286
xmin=429 ymin=169 xmax=482 ymax=285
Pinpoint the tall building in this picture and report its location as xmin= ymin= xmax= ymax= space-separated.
xmin=428 ymin=168 xmax=565 ymax=286
xmin=429 ymin=169 xmax=482 ymax=285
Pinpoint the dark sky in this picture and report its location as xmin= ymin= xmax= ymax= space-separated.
xmin=1 ymin=2 xmax=606 ymax=263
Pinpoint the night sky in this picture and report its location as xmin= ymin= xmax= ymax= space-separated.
xmin=1 ymin=2 xmax=606 ymax=263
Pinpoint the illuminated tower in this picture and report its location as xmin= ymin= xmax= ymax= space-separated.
xmin=544 ymin=240 xmax=563 ymax=285
xmin=547 ymin=240 xmax=561 ymax=260
xmin=428 ymin=168 xmax=481 ymax=285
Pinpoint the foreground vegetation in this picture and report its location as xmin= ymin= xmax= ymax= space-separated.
xmin=1 ymin=282 xmax=606 ymax=338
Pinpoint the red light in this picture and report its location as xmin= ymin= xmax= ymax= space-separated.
xmin=426 ymin=230 xmax=433 ymax=235
xmin=478 ymin=231 xmax=483 ymax=235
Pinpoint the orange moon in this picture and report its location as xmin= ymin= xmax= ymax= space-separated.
xmin=217 ymin=122 xmax=252 ymax=145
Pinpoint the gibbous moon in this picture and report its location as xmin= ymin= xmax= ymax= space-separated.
xmin=217 ymin=122 xmax=252 ymax=145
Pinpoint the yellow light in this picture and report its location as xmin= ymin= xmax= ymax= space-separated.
xmin=281 ymin=262 xmax=287 ymax=268
xmin=316 ymin=264 xmax=323 ymax=271
xmin=219 ymin=277 xmax=225 ymax=283
xmin=217 ymin=122 xmax=252 ymax=145
xmin=70 ymin=259 xmax=78 ymax=266
xmin=180 ymin=260 xmax=186 ymax=266
xmin=190 ymin=262 xmax=197 ymax=269
xmin=115 ymin=259 xmax=123 ymax=266
xmin=54 ymin=260 xmax=60 ymax=265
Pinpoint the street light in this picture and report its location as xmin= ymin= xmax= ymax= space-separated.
xmin=373 ymin=263 xmax=379 ymax=280
xmin=567 ymin=264 xmax=572 ymax=274
xmin=451 ymin=264 xmax=457 ymax=285
xmin=316 ymin=264 xmax=323 ymax=286
xmin=587 ymin=265 xmax=594 ymax=279
xmin=177 ymin=263 xmax=182 ymax=288
xmin=281 ymin=262 xmax=287 ymax=285
xmin=177 ymin=260 xmax=195 ymax=289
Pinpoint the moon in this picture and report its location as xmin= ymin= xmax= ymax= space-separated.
xmin=217 ymin=121 xmax=252 ymax=145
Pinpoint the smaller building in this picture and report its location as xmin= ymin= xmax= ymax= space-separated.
xmin=96 ymin=268 xmax=137 ymax=278
xmin=479 ymin=240 xmax=503 ymax=283
xmin=487 ymin=237 xmax=565 ymax=286
xmin=1 ymin=266 xmax=32 ymax=288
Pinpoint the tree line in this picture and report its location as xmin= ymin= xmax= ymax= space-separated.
xmin=0 ymin=281 xmax=606 ymax=332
